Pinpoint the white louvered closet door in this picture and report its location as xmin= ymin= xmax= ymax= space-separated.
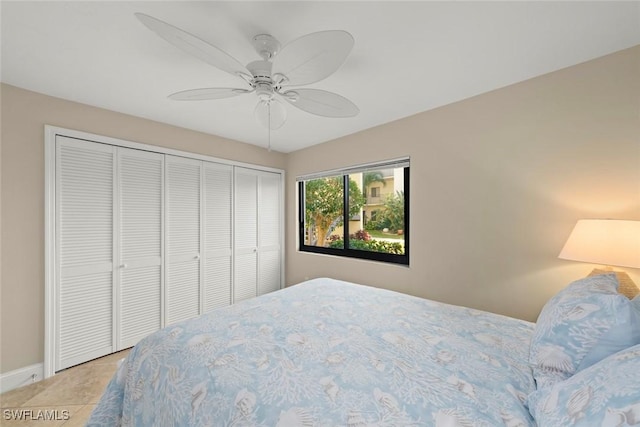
xmin=165 ymin=156 xmax=202 ymax=325
xmin=203 ymin=162 xmax=233 ymax=312
xmin=56 ymin=137 xmax=115 ymax=371
xmin=117 ymin=148 xmax=164 ymax=348
xmin=234 ymin=169 xmax=258 ymax=302
xmin=258 ymin=171 xmax=282 ymax=295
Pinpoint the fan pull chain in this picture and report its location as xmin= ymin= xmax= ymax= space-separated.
xmin=267 ymin=102 xmax=272 ymax=152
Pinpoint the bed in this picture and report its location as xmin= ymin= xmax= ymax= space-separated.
xmin=88 ymin=276 xmax=640 ymax=426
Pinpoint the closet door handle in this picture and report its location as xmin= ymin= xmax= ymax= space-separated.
xmin=194 ymin=254 xmax=200 ymax=260
xmin=120 ymin=263 xmax=128 ymax=269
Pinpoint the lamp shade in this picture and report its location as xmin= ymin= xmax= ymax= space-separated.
xmin=559 ymin=219 xmax=640 ymax=269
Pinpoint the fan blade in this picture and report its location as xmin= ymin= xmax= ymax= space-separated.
xmin=169 ymin=88 xmax=252 ymax=101
xmin=135 ymin=13 xmax=251 ymax=80
xmin=280 ymin=89 xmax=359 ymax=118
xmin=272 ymin=30 xmax=354 ymax=86
xmin=254 ymin=99 xmax=287 ymax=129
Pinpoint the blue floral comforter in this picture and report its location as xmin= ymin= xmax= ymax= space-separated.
xmin=89 ymin=278 xmax=536 ymax=426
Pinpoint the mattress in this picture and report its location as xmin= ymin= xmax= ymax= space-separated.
xmin=88 ymin=277 xmax=536 ymax=426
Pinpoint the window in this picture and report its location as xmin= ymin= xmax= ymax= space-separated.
xmin=298 ymin=158 xmax=409 ymax=265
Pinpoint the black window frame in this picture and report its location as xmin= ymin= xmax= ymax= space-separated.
xmin=298 ymin=166 xmax=410 ymax=266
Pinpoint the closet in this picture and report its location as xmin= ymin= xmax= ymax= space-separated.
xmin=118 ymin=147 xmax=164 ymax=349
xmin=164 ymin=158 xmax=235 ymax=326
xmin=234 ymin=168 xmax=282 ymax=302
xmin=165 ymin=156 xmax=202 ymax=326
xmin=48 ymin=129 xmax=283 ymax=373
xmin=56 ymin=138 xmax=115 ymax=369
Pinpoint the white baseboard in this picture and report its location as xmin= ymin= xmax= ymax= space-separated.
xmin=0 ymin=363 xmax=44 ymax=394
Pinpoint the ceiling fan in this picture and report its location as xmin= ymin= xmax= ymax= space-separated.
xmin=135 ymin=13 xmax=359 ymax=137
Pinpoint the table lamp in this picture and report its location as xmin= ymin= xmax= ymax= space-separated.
xmin=559 ymin=219 xmax=640 ymax=298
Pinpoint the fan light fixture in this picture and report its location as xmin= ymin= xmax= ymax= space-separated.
xmin=135 ymin=13 xmax=360 ymax=150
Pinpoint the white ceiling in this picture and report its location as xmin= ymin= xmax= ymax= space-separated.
xmin=2 ymin=1 xmax=639 ymax=153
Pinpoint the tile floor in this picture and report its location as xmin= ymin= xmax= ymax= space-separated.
xmin=0 ymin=349 xmax=130 ymax=426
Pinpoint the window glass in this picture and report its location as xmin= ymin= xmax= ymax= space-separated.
xmin=346 ymin=168 xmax=405 ymax=255
xmin=302 ymin=175 xmax=344 ymax=249
xmin=298 ymin=162 xmax=409 ymax=265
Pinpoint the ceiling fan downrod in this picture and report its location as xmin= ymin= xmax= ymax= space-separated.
xmin=252 ymin=34 xmax=280 ymax=60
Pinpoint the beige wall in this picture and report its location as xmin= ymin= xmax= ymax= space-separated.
xmin=286 ymin=46 xmax=640 ymax=322
xmin=0 ymin=84 xmax=286 ymax=373
xmin=2 ymin=46 xmax=639 ymax=377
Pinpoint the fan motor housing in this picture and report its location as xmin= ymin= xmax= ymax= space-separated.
xmin=247 ymin=60 xmax=273 ymax=81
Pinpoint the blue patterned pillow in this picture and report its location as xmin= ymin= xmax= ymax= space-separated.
xmin=530 ymin=274 xmax=640 ymax=389
xmin=527 ymin=344 xmax=640 ymax=426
